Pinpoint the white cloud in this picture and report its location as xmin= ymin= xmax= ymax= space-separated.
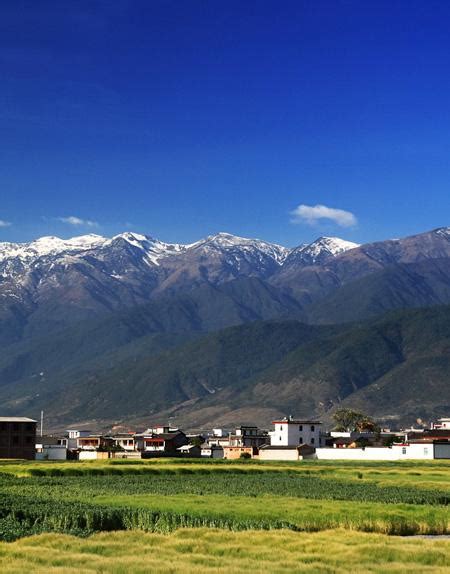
xmin=0 ymin=219 xmax=12 ymax=227
xmin=58 ymin=216 xmax=98 ymax=228
xmin=291 ymin=204 xmax=357 ymax=228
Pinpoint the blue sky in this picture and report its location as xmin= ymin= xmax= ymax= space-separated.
xmin=1 ymin=0 xmax=450 ymax=247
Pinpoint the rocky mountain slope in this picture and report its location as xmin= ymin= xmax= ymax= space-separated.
xmin=2 ymin=226 xmax=450 ymax=343
xmin=0 ymin=230 xmax=348 ymax=344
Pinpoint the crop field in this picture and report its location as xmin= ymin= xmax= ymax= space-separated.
xmin=0 ymin=458 xmax=449 ymax=572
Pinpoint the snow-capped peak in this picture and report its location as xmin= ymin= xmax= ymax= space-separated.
xmin=115 ymin=231 xmax=149 ymax=243
xmin=189 ymin=232 xmax=290 ymax=264
xmin=434 ymin=227 xmax=450 ymax=239
xmin=0 ymin=234 xmax=108 ymax=263
xmin=285 ymin=236 xmax=360 ymax=266
xmin=306 ymin=236 xmax=360 ymax=256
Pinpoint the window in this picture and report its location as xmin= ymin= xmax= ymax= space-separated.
xmin=279 ymin=436 xmax=282 ymax=441
xmin=311 ymin=437 xmax=315 ymax=444
xmin=402 ymin=447 xmax=407 ymax=455
xmin=280 ymin=425 xmax=283 ymax=431
xmin=299 ymin=437 xmax=303 ymax=444
xmin=299 ymin=425 xmax=303 ymax=431
xmin=310 ymin=425 xmax=315 ymax=432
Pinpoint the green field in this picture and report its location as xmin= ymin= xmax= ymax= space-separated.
xmin=0 ymin=458 xmax=449 ymax=572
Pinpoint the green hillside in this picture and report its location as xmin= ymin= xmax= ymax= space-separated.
xmin=307 ymin=259 xmax=450 ymax=324
xmin=1 ymin=304 xmax=449 ymax=429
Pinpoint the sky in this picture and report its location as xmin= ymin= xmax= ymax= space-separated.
xmin=1 ymin=0 xmax=450 ymax=247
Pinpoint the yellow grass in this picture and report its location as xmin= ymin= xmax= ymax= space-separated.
xmin=0 ymin=528 xmax=449 ymax=573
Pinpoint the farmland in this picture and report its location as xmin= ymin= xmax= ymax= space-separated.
xmin=0 ymin=458 xmax=449 ymax=572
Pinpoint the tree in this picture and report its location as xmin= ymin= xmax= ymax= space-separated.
xmin=332 ymin=408 xmax=379 ymax=433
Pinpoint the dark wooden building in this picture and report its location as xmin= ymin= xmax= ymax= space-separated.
xmin=0 ymin=417 xmax=37 ymax=460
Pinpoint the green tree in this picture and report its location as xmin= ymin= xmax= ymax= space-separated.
xmin=332 ymin=408 xmax=379 ymax=433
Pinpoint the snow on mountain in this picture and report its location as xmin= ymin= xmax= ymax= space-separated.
xmin=0 ymin=232 xmax=188 ymax=268
xmin=435 ymin=227 xmax=450 ymax=239
xmin=188 ymin=232 xmax=290 ymax=264
xmin=0 ymin=231 xmax=294 ymax=313
xmin=285 ymin=236 xmax=360 ymax=266
xmin=109 ymin=232 xmax=186 ymax=266
xmin=0 ymin=231 xmax=360 ymax=274
xmin=0 ymin=234 xmax=108 ymax=263
xmin=303 ymin=236 xmax=360 ymax=258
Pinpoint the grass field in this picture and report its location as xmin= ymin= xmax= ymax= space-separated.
xmin=1 ymin=528 xmax=450 ymax=573
xmin=0 ymin=458 xmax=449 ymax=572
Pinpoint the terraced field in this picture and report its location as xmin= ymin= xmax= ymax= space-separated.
xmin=0 ymin=458 xmax=449 ymax=572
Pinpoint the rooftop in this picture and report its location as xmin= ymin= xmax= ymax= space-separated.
xmin=272 ymin=419 xmax=322 ymax=425
xmin=140 ymin=432 xmax=182 ymax=440
xmin=0 ymin=417 xmax=37 ymax=423
xmin=260 ymin=445 xmax=306 ymax=450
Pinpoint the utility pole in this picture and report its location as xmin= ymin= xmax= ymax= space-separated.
xmin=40 ymin=410 xmax=44 ymax=438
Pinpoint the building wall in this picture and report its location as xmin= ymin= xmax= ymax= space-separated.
xmin=0 ymin=420 xmax=36 ymax=460
xmin=113 ymin=451 xmax=142 ymax=459
xmin=259 ymin=448 xmax=300 ymax=461
xmin=77 ymin=438 xmax=101 ymax=450
xmin=270 ymin=422 xmax=321 ymax=447
xmin=79 ymin=451 xmax=110 ymax=460
xmin=403 ymin=443 xmax=435 ymax=459
xmin=431 ymin=419 xmax=450 ymax=430
xmin=143 ymin=443 xmax=165 ymax=451
xmin=36 ymin=446 xmax=67 ymax=460
xmin=434 ymin=444 xmax=450 ymax=459
xmin=315 ymin=444 xmax=438 ymax=461
xmin=223 ymin=446 xmax=254 ymax=459
xmin=114 ymin=438 xmax=135 ymax=451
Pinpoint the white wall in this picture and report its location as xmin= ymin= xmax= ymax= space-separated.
xmin=315 ymin=443 xmax=437 ymax=461
xmin=315 ymin=447 xmax=397 ymax=461
xmin=79 ymin=450 xmax=100 ymax=460
xmin=402 ymin=443 xmax=434 ymax=460
xmin=259 ymin=449 xmax=300 ymax=461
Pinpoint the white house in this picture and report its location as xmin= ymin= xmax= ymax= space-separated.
xmin=270 ymin=417 xmax=322 ymax=447
xmin=111 ymin=434 xmax=136 ymax=451
xmin=66 ymin=429 xmax=91 ymax=450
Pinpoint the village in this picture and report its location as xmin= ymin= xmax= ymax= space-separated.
xmin=1 ymin=414 xmax=450 ymax=462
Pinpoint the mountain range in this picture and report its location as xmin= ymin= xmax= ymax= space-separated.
xmin=1 ymin=226 xmax=450 ymax=430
